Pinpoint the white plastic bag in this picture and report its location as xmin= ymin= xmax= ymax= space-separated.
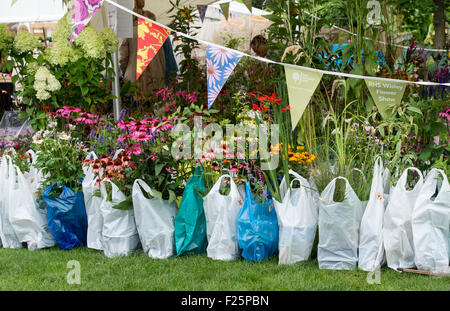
xmin=203 ymin=175 xmax=242 ymax=261
xmin=82 ymin=164 xmax=103 ymax=250
xmin=0 ymin=156 xmax=22 ymax=248
xmin=274 ymin=175 xmax=318 ymax=265
xmin=24 ymin=149 xmax=42 ymax=194
xmin=9 ymin=165 xmax=55 ymax=250
xmin=358 ymin=158 xmax=390 ymax=271
xmin=318 ymin=177 xmax=365 ymax=270
xmin=383 ymin=167 xmax=424 ymax=271
xmin=132 ymin=179 xmax=177 ymax=259
xmin=100 ymin=180 xmax=140 ymax=258
xmin=112 ymin=149 xmax=125 ymax=159
xmin=412 ymin=168 xmax=450 ymax=273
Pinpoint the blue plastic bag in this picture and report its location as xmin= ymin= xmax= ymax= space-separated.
xmin=43 ymin=185 xmax=88 ymax=250
xmin=237 ymin=182 xmax=279 ymax=262
xmin=174 ymin=166 xmax=208 ymax=256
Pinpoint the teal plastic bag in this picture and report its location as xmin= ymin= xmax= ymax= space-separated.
xmin=174 ymin=166 xmax=207 ymax=256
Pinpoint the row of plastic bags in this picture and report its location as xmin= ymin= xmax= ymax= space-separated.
xmin=1 ymin=149 xmax=448 ymax=273
xmin=318 ymin=158 xmax=450 ymax=273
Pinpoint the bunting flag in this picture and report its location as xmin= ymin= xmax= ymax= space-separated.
xmin=206 ymin=45 xmax=242 ymax=109
xmin=220 ymin=2 xmax=230 ymax=21
xmin=137 ymin=17 xmax=171 ymax=80
xmin=285 ymin=66 xmax=323 ymax=130
xmin=365 ymin=79 xmax=406 ymax=119
xmin=197 ymin=5 xmax=208 ymax=23
xmin=70 ymin=0 xmax=105 ymax=44
xmin=243 ymin=0 xmax=252 ymax=13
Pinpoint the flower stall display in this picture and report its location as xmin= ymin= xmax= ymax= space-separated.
xmin=0 ymin=0 xmax=448 ymax=277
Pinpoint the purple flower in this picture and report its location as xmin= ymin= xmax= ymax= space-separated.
xmin=73 ymin=0 xmax=89 ymax=23
xmin=89 ymin=128 xmax=96 ymax=140
xmin=118 ymin=109 xmax=127 ymax=121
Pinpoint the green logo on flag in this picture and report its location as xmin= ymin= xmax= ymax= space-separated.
xmin=285 ymin=66 xmax=323 ymax=130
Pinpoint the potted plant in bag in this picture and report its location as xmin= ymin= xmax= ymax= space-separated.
xmin=32 ymin=122 xmax=89 ymax=250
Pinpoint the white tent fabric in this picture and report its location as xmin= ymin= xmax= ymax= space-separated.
xmin=201 ymin=0 xmax=268 ymax=20
xmin=0 ymin=0 xmax=67 ymax=23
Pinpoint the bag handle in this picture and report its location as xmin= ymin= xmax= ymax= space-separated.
xmin=421 ymin=168 xmax=449 ymax=200
xmin=398 ymin=167 xmax=424 ymax=191
xmin=84 ymin=151 xmax=98 ymax=162
xmin=209 ymin=174 xmax=238 ymax=197
xmin=112 ymin=149 xmax=125 ymax=160
xmin=133 ymin=178 xmax=155 ymax=198
xmin=13 ymin=164 xmax=30 ymax=189
xmin=25 ymin=149 xmax=37 ymax=164
xmin=321 ymin=176 xmax=356 ymax=203
xmin=283 ymin=177 xmax=310 ymax=203
xmin=101 ymin=179 xmax=125 ymax=202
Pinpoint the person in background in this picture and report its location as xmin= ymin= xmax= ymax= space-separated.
xmin=163 ymin=23 xmax=178 ymax=84
xmin=250 ymin=35 xmax=269 ymax=58
xmin=119 ymin=0 xmax=166 ymax=98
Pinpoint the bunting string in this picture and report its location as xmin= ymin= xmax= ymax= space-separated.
xmin=104 ymin=0 xmax=450 ymax=87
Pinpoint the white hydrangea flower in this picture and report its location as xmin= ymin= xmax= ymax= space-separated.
xmin=33 ymin=66 xmax=61 ymax=101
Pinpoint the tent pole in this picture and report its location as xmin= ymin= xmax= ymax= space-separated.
xmin=112 ymin=50 xmax=121 ymax=121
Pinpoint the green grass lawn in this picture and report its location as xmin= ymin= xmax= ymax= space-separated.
xmin=0 ymin=247 xmax=448 ymax=291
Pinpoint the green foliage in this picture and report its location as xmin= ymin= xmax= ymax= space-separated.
xmin=2 ymin=12 xmax=118 ymax=131
xmin=32 ymin=128 xmax=87 ymax=195
xmin=168 ymin=0 xmax=204 ymax=93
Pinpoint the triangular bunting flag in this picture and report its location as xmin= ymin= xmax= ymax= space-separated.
xmin=243 ymin=0 xmax=252 ymax=13
xmin=197 ymin=5 xmax=208 ymax=23
xmin=364 ymin=78 xmax=406 ymax=119
xmin=220 ymin=2 xmax=230 ymax=21
xmin=206 ymin=45 xmax=242 ymax=108
xmin=70 ymin=0 xmax=105 ymax=44
xmin=137 ymin=17 xmax=170 ymax=80
xmin=284 ymin=66 xmax=322 ymax=130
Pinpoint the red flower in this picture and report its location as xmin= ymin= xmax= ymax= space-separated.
xmin=43 ymin=106 xmax=51 ymax=111
xmin=282 ymin=105 xmax=290 ymax=112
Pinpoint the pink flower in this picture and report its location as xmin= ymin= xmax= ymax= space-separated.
xmin=165 ymin=167 xmax=177 ymax=174
xmin=433 ymin=136 xmax=440 ymax=146
xmin=118 ymin=134 xmax=130 ymax=143
xmin=126 ymin=146 xmax=142 ymax=156
xmin=131 ymin=131 xmax=151 ymax=141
